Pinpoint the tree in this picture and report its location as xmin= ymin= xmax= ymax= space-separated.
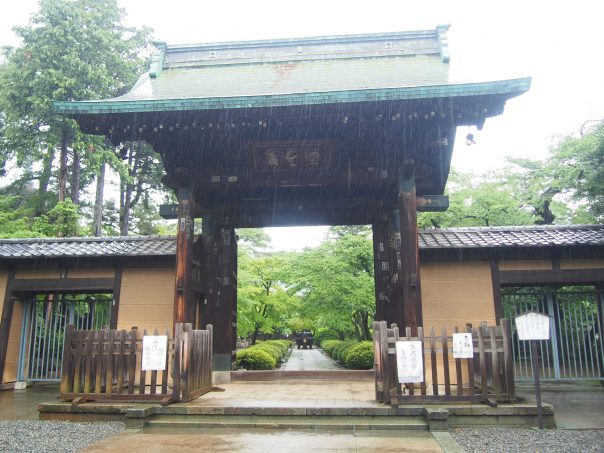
xmin=236 ymin=232 xmax=298 ymax=344
xmin=419 ymin=170 xmax=535 ymax=228
xmin=0 ymin=0 xmax=151 ymax=232
xmin=286 ymin=227 xmax=375 ymax=340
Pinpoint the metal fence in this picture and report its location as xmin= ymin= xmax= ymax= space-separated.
xmin=17 ymin=294 xmax=112 ymax=382
xmin=503 ymin=288 xmax=604 ymax=381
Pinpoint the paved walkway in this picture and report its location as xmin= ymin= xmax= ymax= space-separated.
xmin=283 ymin=348 xmax=342 ymax=371
xmin=84 ymin=427 xmax=444 ymax=453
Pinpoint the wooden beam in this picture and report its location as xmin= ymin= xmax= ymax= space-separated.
xmin=173 ymin=189 xmax=195 ymax=326
xmin=372 ymin=221 xmax=390 ymax=322
xmin=398 ymin=161 xmax=423 ymax=334
xmin=12 ymin=277 xmax=114 ymax=293
xmin=490 ymin=258 xmax=503 ymax=322
xmin=0 ymin=270 xmax=15 ymax=384
xmin=110 ymin=265 xmax=123 ymax=330
xmin=499 ymin=268 xmax=604 ymax=286
xmin=416 ymin=195 xmax=449 ymax=212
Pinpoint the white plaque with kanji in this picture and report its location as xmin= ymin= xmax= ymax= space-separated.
xmin=142 ymin=335 xmax=168 ymax=371
xmin=395 ymin=340 xmax=424 ymax=383
xmin=452 ymin=333 xmax=474 ymax=358
xmin=515 ymin=312 xmax=550 ymax=341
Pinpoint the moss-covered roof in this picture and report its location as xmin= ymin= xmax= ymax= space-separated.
xmin=54 ymin=27 xmax=530 ymax=115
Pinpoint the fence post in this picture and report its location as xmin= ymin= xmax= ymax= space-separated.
xmin=60 ymin=324 xmax=75 ymax=396
xmin=172 ymin=323 xmax=182 ymax=402
xmin=500 ymin=318 xmax=516 ymax=401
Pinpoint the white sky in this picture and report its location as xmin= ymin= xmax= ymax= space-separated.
xmin=1 ymin=0 xmax=603 ymax=250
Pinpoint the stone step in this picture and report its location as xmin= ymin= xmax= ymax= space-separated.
xmin=144 ymin=414 xmax=428 ymax=431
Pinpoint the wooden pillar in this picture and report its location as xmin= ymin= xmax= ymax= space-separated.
xmin=388 ymin=210 xmax=404 ymax=327
xmin=199 ymin=217 xmax=238 ymax=371
xmin=0 ymin=269 xmax=15 ymax=384
xmin=372 ymin=221 xmax=390 ymax=322
xmin=173 ymin=188 xmax=195 ymax=327
xmin=398 ymin=161 xmax=423 ymax=334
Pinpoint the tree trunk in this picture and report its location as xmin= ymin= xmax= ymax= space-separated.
xmin=58 ymin=129 xmax=68 ymax=203
xmin=251 ymin=325 xmax=260 ymax=345
xmin=71 ymin=149 xmax=80 ymax=205
xmin=93 ymin=163 xmax=105 ymax=237
xmin=35 ymin=149 xmax=54 ymax=216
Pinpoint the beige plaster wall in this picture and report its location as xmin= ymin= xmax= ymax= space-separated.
xmin=117 ymin=267 xmax=174 ymax=335
xmin=66 ymin=268 xmax=115 ymax=278
xmin=421 ymin=261 xmax=496 ymax=333
xmin=560 ymin=259 xmax=604 ymax=270
xmin=497 ymin=260 xmax=553 ymax=271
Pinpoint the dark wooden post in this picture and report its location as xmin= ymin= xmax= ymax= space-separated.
xmin=173 ymin=188 xmax=195 ymax=327
xmin=199 ymin=217 xmax=238 ymax=371
xmin=0 ymin=269 xmax=15 ymax=384
xmin=388 ymin=210 xmax=404 ymax=327
xmin=398 ymin=160 xmax=423 ymax=335
xmin=372 ymin=221 xmax=390 ymax=322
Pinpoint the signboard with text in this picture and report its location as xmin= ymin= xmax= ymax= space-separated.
xmin=452 ymin=332 xmax=474 ymax=358
xmin=515 ymin=311 xmax=551 ymax=341
xmin=395 ymin=340 xmax=424 ymax=383
xmin=142 ymin=335 xmax=168 ymax=371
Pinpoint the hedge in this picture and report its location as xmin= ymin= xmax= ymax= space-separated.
xmin=313 ymin=330 xmax=339 ymax=347
xmin=236 ymin=339 xmax=292 ymax=370
xmin=344 ymin=341 xmax=374 ymax=370
xmin=322 ymin=339 xmax=374 ymax=370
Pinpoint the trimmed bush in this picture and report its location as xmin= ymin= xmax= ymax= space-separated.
xmin=314 ymin=330 xmax=339 ymax=347
xmin=236 ymin=339 xmax=292 ymax=370
xmin=236 ymin=348 xmax=276 ymax=370
xmin=344 ymin=341 xmax=374 ymax=369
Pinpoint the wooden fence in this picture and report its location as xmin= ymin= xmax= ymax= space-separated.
xmin=374 ymin=319 xmax=515 ymax=405
xmin=60 ymin=323 xmax=213 ymax=404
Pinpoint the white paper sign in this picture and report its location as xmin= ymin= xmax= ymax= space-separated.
xmin=395 ymin=340 xmax=424 ymax=383
xmin=452 ymin=333 xmax=474 ymax=358
xmin=515 ymin=312 xmax=550 ymax=341
xmin=142 ymin=335 xmax=168 ymax=371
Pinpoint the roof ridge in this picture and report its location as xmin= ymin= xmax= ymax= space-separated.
xmin=0 ymin=235 xmax=176 ymax=244
xmin=419 ymin=224 xmax=604 ymax=233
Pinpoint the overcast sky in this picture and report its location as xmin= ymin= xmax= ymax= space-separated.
xmin=1 ymin=0 xmax=603 ymax=249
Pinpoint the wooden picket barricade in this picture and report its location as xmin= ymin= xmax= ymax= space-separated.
xmin=60 ymin=323 xmax=213 ymax=404
xmin=373 ymin=319 xmax=516 ymax=405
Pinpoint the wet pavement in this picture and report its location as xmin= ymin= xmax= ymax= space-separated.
xmin=83 ymin=427 xmax=444 ymax=453
xmin=283 ymin=348 xmax=342 ymax=371
xmin=516 ymin=381 xmax=604 ymax=429
xmin=0 ymin=384 xmax=59 ymax=420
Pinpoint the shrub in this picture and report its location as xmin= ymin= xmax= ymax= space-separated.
xmin=321 ymin=339 xmax=341 ymax=356
xmin=314 ymin=330 xmax=339 ymax=347
xmin=344 ymin=341 xmax=374 ymax=370
xmin=236 ymin=348 xmax=276 ymax=370
xmin=332 ymin=340 xmax=357 ymax=362
xmin=252 ymin=343 xmax=283 ymax=361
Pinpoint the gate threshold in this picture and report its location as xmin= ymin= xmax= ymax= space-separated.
xmin=230 ymin=370 xmax=374 ymax=381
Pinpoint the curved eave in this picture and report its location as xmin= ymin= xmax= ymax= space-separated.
xmin=54 ymin=77 xmax=531 ymax=116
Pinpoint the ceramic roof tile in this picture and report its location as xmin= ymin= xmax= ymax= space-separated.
xmin=1 ymin=225 xmax=603 ymax=260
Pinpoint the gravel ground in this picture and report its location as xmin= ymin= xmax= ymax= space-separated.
xmin=451 ymin=427 xmax=604 ymax=453
xmin=0 ymin=420 xmax=125 ymax=452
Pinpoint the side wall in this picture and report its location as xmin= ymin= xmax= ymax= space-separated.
xmin=421 ymin=261 xmax=496 ymax=331
xmin=117 ymin=267 xmax=174 ymax=334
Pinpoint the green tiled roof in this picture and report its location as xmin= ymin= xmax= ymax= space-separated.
xmin=53 ymin=27 xmax=530 ymax=115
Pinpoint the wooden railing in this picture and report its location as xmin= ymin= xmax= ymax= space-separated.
xmin=373 ymin=319 xmax=516 ymax=405
xmin=60 ymin=323 xmax=213 ymax=404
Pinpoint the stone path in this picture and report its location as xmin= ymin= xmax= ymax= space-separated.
xmin=283 ymin=348 xmax=342 ymax=371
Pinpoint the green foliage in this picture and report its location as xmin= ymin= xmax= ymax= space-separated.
xmin=236 ymin=348 xmax=276 ymax=370
xmin=313 ymin=330 xmax=340 ymax=347
xmin=285 ymin=228 xmax=375 ymax=340
xmin=344 ymin=341 xmax=374 ymax=370
xmin=0 ymin=0 xmax=156 ymax=236
xmin=236 ymin=339 xmax=291 ymax=370
xmin=322 ymin=339 xmax=358 ymax=362
xmin=237 ymin=237 xmax=300 ymax=342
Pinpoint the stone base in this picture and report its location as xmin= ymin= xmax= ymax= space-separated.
xmin=212 ymin=371 xmax=231 ymax=385
xmin=14 ymin=381 xmax=27 ymax=390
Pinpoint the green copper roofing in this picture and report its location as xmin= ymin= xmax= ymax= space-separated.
xmin=53 ymin=27 xmax=531 ymax=116
xmin=54 ymin=78 xmax=531 ymax=115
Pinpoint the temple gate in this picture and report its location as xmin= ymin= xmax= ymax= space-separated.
xmin=55 ymin=26 xmax=530 ymax=371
